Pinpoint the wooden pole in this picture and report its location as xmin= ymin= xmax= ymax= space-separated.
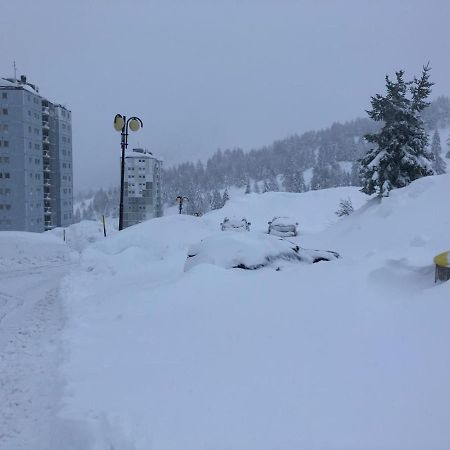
xmin=102 ymin=215 xmax=107 ymax=237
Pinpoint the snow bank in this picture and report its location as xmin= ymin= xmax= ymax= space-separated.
xmin=47 ymin=218 xmax=117 ymax=253
xmin=0 ymin=231 xmax=72 ymax=273
xmin=60 ymin=176 xmax=450 ymax=450
xmin=207 ymin=186 xmax=367 ymax=234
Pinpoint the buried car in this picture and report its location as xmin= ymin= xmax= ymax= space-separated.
xmin=184 ymin=232 xmax=339 ymax=271
xmin=220 ymin=217 xmax=251 ymax=231
xmin=268 ymin=216 xmax=299 ymax=237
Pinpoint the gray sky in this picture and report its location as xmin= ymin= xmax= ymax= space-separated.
xmin=1 ymin=0 xmax=449 ymax=191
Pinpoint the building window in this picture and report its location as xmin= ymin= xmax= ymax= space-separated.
xmin=1 ymin=93 xmax=7 ymax=99
xmin=2 ymin=108 xmax=8 ymax=115
xmin=3 ymin=141 xmax=8 ymax=147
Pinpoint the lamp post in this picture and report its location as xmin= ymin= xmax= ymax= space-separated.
xmin=176 ymin=195 xmax=189 ymax=214
xmin=114 ymin=114 xmax=143 ymax=231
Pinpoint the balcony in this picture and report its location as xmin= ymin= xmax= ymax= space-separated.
xmin=43 ymin=181 xmax=51 ymax=187
xmin=42 ymin=106 xmax=49 ymax=115
xmin=42 ymin=136 xmax=50 ymax=145
xmin=44 ymin=194 xmax=51 ymax=200
xmin=43 ymin=167 xmax=50 ymax=173
xmin=43 ymin=151 xmax=50 ymax=158
xmin=42 ymin=121 xmax=50 ymax=130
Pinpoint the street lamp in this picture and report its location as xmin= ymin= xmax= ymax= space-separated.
xmin=175 ymin=195 xmax=189 ymax=214
xmin=113 ymin=114 xmax=143 ymax=231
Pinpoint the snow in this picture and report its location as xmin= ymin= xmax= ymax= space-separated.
xmin=3 ymin=175 xmax=450 ymax=449
xmin=184 ymin=232 xmax=304 ymax=270
xmin=0 ymin=233 xmax=78 ymax=450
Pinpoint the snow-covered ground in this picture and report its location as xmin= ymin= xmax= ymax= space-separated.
xmin=0 ymin=233 xmax=79 ymax=450
xmin=59 ymin=176 xmax=450 ymax=449
xmin=2 ymin=176 xmax=450 ymax=449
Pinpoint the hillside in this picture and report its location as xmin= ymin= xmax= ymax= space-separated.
xmin=74 ymin=96 xmax=450 ymax=220
xmin=58 ymin=174 xmax=450 ymax=449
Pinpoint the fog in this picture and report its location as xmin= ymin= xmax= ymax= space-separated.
xmin=1 ymin=0 xmax=449 ymax=191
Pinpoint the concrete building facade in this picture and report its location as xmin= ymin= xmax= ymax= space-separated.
xmin=0 ymin=75 xmax=73 ymax=232
xmin=122 ymin=148 xmax=163 ymax=229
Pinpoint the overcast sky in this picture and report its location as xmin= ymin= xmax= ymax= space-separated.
xmin=1 ymin=0 xmax=449 ymax=191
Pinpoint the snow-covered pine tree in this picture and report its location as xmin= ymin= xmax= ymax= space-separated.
xmin=262 ymin=180 xmax=270 ymax=193
xmin=359 ymin=65 xmax=434 ymax=196
xmin=211 ymin=189 xmax=223 ymax=210
xmin=335 ymin=198 xmax=354 ymax=217
xmin=430 ymin=129 xmax=446 ymax=174
xmin=74 ymin=208 xmax=81 ymax=223
xmin=253 ymin=181 xmax=260 ymax=194
xmin=446 ymin=134 xmax=450 ymax=159
xmin=245 ymin=179 xmax=251 ymax=194
xmin=222 ymin=188 xmax=230 ymax=205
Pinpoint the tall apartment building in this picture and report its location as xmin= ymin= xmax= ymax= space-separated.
xmin=0 ymin=75 xmax=73 ymax=232
xmin=122 ymin=148 xmax=163 ymax=229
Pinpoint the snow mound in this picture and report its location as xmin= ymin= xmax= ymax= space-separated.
xmin=206 ymin=186 xmax=367 ymax=234
xmin=185 ymin=232 xmax=301 ymax=270
xmin=185 ymin=232 xmax=339 ymax=271
xmin=60 ymin=175 xmax=450 ymax=450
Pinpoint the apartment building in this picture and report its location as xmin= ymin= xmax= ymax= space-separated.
xmin=0 ymin=75 xmax=73 ymax=232
xmin=122 ymin=148 xmax=163 ymax=229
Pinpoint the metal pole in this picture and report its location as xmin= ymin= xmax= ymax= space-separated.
xmin=118 ymin=117 xmax=127 ymax=231
xmin=179 ymin=199 xmax=182 ymax=214
xmin=102 ymin=215 xmax=107 ymax=237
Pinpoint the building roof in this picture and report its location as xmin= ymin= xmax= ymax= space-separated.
xmin=0 ymin=77 xmax=39 ymax=94
xmin=125 ymin=148 xmax=163 ymax=162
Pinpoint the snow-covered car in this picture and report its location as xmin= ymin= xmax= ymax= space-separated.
xmin=184 ymin=232 xmax=339 ymax=271
xmin=220 ymin=217 xmax=251 ymax=231
xmin=267 ymin=216 xmax=299 ymax=237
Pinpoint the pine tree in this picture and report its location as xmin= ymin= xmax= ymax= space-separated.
xmin=253 ymin=181 xmax=260 ymax=194
xmin=262 ymin=180 xmax=270 ymax=193
xmin=446 ymin=134 xmax=450 ymax=159
xmin=222 ymin=188 xmax=230 ymax=205
xmin=359 ymin=65 xmax=434 ymax=196
xmin=74 ymin=208 xmax=81 ymax=223
xmin=245 ymin=179 xmax=251 ymax=194
xmin=430 ymin=129 xmax=446 ymax=174
xmin=211 ymin=189 xmax=223 ymax=210
xmin=335 ymin=198 xmax=354 ymax=217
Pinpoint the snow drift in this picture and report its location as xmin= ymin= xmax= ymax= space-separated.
xmin=60 ymin=178 xmax=450 ymax=450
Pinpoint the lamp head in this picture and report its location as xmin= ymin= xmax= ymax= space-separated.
xmin=114 ymin=114 xmax=125 ymax=131
xmin=129 ymin=118 xmax=142 ymax=132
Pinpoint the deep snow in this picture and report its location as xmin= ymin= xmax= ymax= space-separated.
xmin=56 ymin=177 xmax=450 ymax=449
xmin=2 ymin=177 xmax=450 ymax=449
